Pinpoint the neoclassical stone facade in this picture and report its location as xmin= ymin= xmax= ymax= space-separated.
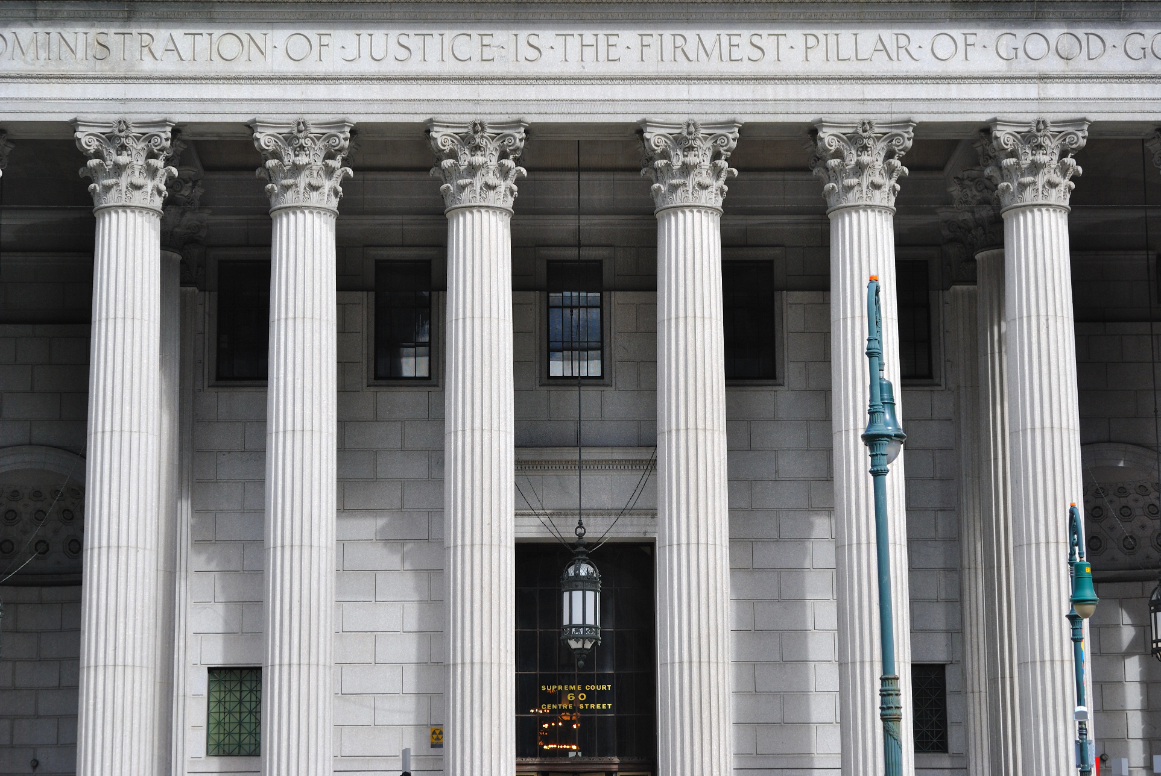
xmin=1 ymin=3 xmax=1161 ymax=776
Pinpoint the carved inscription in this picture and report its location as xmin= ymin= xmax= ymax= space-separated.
xmin=0 ymin=27 xmax=1158 ymax=72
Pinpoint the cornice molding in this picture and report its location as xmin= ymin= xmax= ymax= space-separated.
xmin=640 ymin=118 xmax=740 ymax=213
xmin=428 ymin=118 xmax=527 ymax=212
xmin=252 ymin=118 xmax=353 ymax=213
xmin=810 ymin=119 xmax=914 ymax=213
xmin=986 ymin=118 xmax=1088 ymax=212
xmin=73 ymin=118 xmax=177 ymax=212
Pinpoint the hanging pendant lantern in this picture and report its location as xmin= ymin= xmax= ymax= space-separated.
xmin=561 ymin=529 xmax=601 ymax=669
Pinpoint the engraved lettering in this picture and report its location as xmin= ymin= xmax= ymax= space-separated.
xmin=316 ymin=32 xmax=331 ymax=62
xmin=748 ymin=33 xmax=764 ymax=61
xmin=726 ymin=32 xmax=742 ymax=61
xmin=767 ymin=32 xmax=786 ymax=61
xmin=216 ymin=32 xmax=243 ymax=61
xmin=413 ymin=32 xmax=434 ymax=61
xmin=555 ymin=32 xmax=574 ymax=62
xmin=113 ymin=31 xmax=131 ymax=61
xmin=870 ymin=34 xmax=893 ymax=60
xmin=895 ymin=32 xmax=919 ymax=61
xmin=604 ymin=33 xmax=620 ymax=62
xmin=451 ymin=32 xmax=472 ymax=62
xmin=961 ymin=32 xmax=977 ymax=60
xmin=93 ymin=31 xmax=111 ymax=60
xmin=57 ymin=31 xmax=80 ymax=60
xmin=931 ymin=32 xmax=957 ymax=61
xmin=1152 ymin=32 xmax=1161 ymax=60
xmin=673 ymin=33 xmax=692 ymax=62
xmin=525 ymin=32 xmax=542 ymax=62
xmin=803 ymin=32 xmax=821 ymax=62
xmin=369 ymin=33 xmax=389 ymax=62
xmin=579 ymin=33 xmax=597 ymax=62
xmin=1123 ymin=31 xmax=1145 ymax=60
xmin=396 ymin=32 xmax=412 ymax=62
xmin=996 ymin=32 xmax=1018 ymax=60
xmin=1023 ymin=32 xmax=1049 ymax=61
xmin=852 ymin=32 xmax=871 ymax=61
xmin=247 ymin=33 xmax=267 ymax=61
xmin=284 ymin=32 xmax=312 ymax=62
xmin=479 ymin=32 xmax=497 ymax=62
xmin=12 ymin=31 xmax=37 ymax=61
xmin=696 ymin=33 xmax=721 ymax=62
xmin=342 ymin=32 xmax=362 ymax=62
xmin=139 ymin=31 xmax=159 ymax=61
xmin=1055 ymin=32 xmax=1082 ymax=60
xmin=1086 ymin=32 xmax=1106 ymax=60
xmin=638 ymin=32 xmax=653 ymax=62
xmin=161 ymin=32 xmax=185 ymax=61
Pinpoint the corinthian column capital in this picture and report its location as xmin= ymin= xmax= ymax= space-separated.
xmin=74 ymin=118 xmax=177 ymax=212
xmin=428 ymin=119 xmax=527 ymax=212
xmin=0 ymin=130 xmax=13 ymax=177
xmin=986 ymin=118 xmax=1088 ymax=211
xmin=810 ymin=119 xmax=914 ymax=212
xmin=252 ymin=118 xmax=353 ymax=213
xmin=946 ymin=132 xmax=1004 ymax=254
xmin=161 ymin=130 xmax=209 ymax=254
xmin=640 ymin=118 xmax=739 ymax=212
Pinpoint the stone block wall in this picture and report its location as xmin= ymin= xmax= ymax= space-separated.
xmin=0 ymin=585 xmax=81 ymax=776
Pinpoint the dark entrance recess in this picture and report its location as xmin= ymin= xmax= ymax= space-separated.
xmin=516 ymin=543 xmax=657 ymax=775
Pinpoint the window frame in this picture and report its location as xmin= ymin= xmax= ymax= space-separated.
xmin=206 ymin=666 xmax=262 ymax=758
xmin=370 ymin=257 xmax=438 ymax=385
xmin=365 ymin=248 xmax=444 ymax=389
xmin=536 ymin=250 xmax=614 ymax=388
xmin=911 ymin=663 xmax=950 ymax=755
xmin=206 ymin=250 xmax=272 ymax=389
xmin=721 ymin=256 xmax=784 ymax=386
xmin=895 ymin=249 xmax=943 ymax=387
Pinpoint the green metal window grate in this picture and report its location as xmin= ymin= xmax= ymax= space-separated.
xmin=207 ymin=667 xmax=262 ymax=756
xmin=912 ymin=663 xmax=948 ymax=753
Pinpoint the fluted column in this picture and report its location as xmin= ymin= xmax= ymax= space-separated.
xmin=946 ymin=143 xmax=1022 ymax=776
xmin=253 ymin=119 xmax=352 ymax=776
xmin=429 ymin=119 xmax=525 ymax=776
xmin=158 ymin=132 xmax=208 ymax=776
xmin=811 ymin=120 xmax=916 ymax=776
xmin=73 ymin=118 xmax=176 ymax=776
xmin=640 ymin=119 xmax=738 ymax=776
xmin=986 ymin=118 xmax=1089 ymax=775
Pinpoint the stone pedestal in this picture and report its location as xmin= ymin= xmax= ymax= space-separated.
xmin=253 ymin=119 xmax=352 ymax=776
xmin=811 ymin=119 xmax=916 ymax=776
xmin=641 ymin=119 xmax=738 ymax=776
xmin=429 ymin=119 xmax=526 ymax=776
xmin=987 ymin=118 xmax=1089 ymax=776
xmin=73 ymin=118 xmax=176 ymax=776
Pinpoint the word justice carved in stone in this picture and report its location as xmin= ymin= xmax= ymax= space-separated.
xmin=1 ymin=27 xmax=1160 ymax=74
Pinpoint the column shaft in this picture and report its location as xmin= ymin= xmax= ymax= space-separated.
xmin=975 ymin=248 xmax=1022 ymax=776
xmin=262 ymin=206 xmax=338 ymax=776
xmin=1004 ymin=205 xmax=1079 ymax=774
xmin=77 ymin=205 xmax=162 ymax=776
xmin=830 ymin=206 xmax=916 ymax=776
xmin=155 ymin=248 xmax=182 ymax=776
xmin=655 ymin=205 xmax=733 ymax=776
xmin=443 ymin=205 xmax=516 ymax=774
xmin=948 ymin=286 xmax=991 ymax=776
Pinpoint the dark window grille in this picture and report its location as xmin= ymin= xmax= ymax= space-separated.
xmin=207 ymin=667 xmax=261 ymax=757
xmin=547 ymin=261 xmax=602 ymax=378
xmin=723 ymin=260 xmax=777 ymax=380
xmin=516 ymin=543 xmax=656 ymax=766
xmin=897 ymin=260 xmax=933 ymax=380
xmin=216 ymin=261 xmax=270 ymax=381
xmin=912 ymin=664 xmax=949 ymax=753
xmin=375 ymin=260 xmax=433 ymax=380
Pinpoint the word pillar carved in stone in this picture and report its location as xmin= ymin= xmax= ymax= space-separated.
xmin=641 ymin=118 xmax=738 ymax=776
xmin=252 ymin=117 xmax=352 ymax=776
xmin=429 ymin=118 xmax=525 ymax=776
xmin=948 ymin=134 xmax=1022 ymax=776
xmin=810 ymin=118 xmax=917 ymax=776
xmin=73 ymin=117 xmax=176 ymax=776
xmin=987 ymin=117 xmax=1089 ymax=776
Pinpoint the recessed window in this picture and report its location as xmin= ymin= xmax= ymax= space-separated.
xmin=912 ymin=663 xmax=949 ymax=753
xmin=723 ymin=260 xmax=776 ymax=380
xmin=375 ymin=260 xmax=433 ymax=380
xmin=897 ymin=260 xmax=932 ymax=380
xmin=216 ymin=261 xmax=270 ymax=381
xmin=207 ymin=667 xmax=261 ymax=757
xmin=547 ymin=261 xmax=602 ymax=378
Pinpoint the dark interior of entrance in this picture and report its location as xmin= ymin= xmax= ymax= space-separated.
xmin=516 ymin=542 xmax=657 ymax=775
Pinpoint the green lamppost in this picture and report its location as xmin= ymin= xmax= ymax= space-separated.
xmin=1068 ymin=503 xmax=1099 ymax=776
xmin=861 ymin=277 xmax=907 ymax=776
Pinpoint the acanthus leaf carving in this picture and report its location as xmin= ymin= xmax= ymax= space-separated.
xmin=944 ymin=131 xmax=1005 ymax=254
xmin=986 ymin=118 xmax=1088 ymax=211
xmin=161 ymin=129 xmax=209 ymax=253
xmin=640 ymin=118 xmax=740 ymax=212
xmin=73 ymin=118 xmax=177 ymax=212
xmin=428 ymin=119 xmax=527 ymax=211
xmin=252 ymin=118 xmax=353 ymax=212
xmin=0 ymin=130 xmax=13 ymax=178
xmin=810 ymin=119 xmax=914 ymax=212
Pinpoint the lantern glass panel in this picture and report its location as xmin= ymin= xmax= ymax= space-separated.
xmin=1151 ymin=583 xmax=1161 ymax=661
